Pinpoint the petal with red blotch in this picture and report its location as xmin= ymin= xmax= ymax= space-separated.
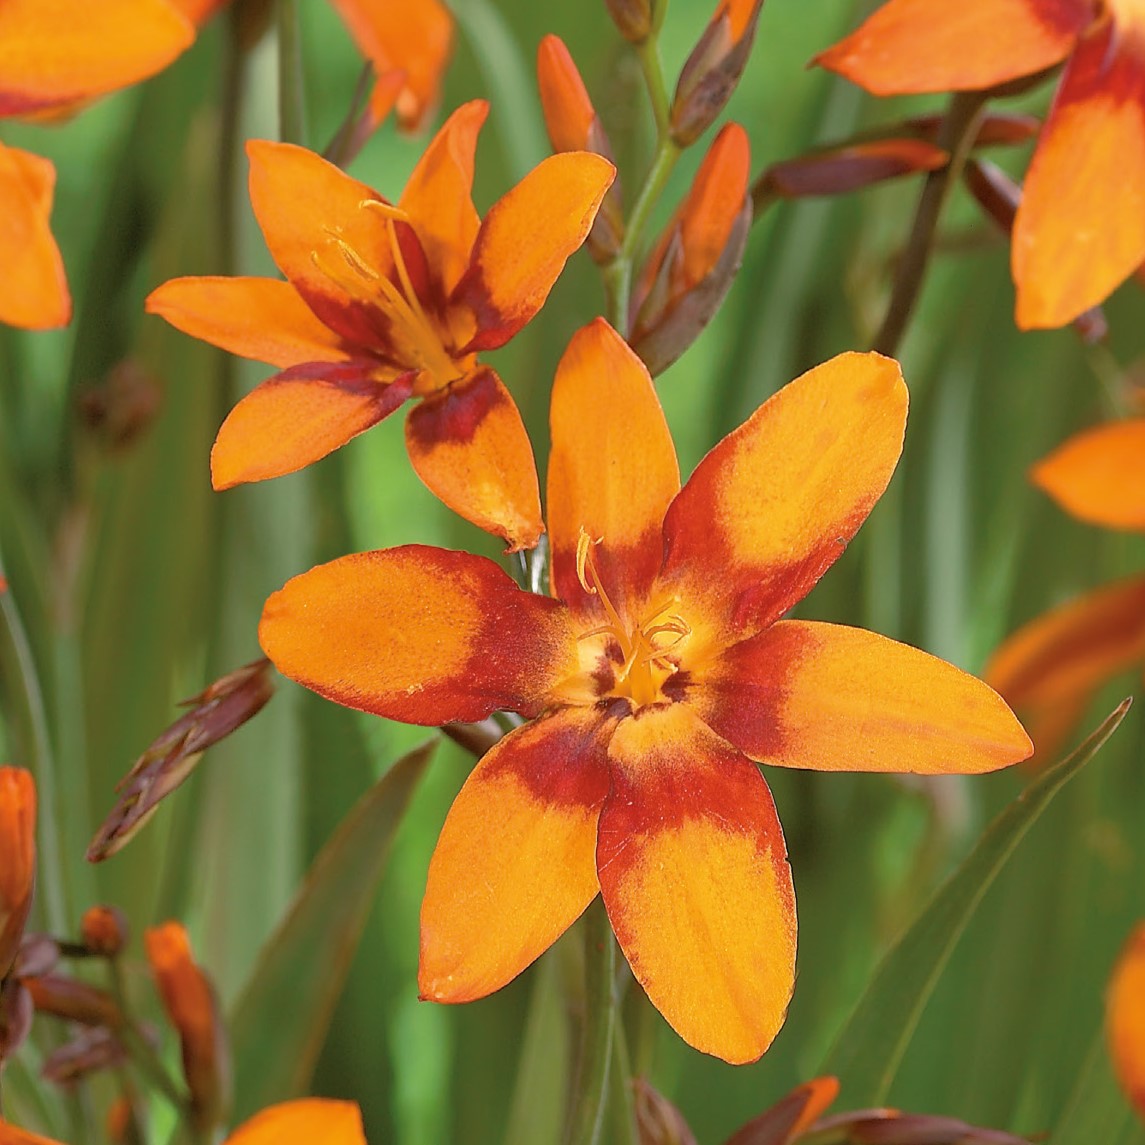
xmin=226 ymin=1100 xmax=366 ymax=1145
xmin=547 ymin=319 xmax=679 ymax=614
xmin=404 ymin=367 xmax=542 ymax=551
xmin=0 ymin=0 xmax=194 ymax=115
xmin=986 ymin=573 xmax=1145 ymax=711
xmin=399 ymin=101 xmax=486 ymax=298
xmin=1108 ymin=922 xmax=1145 ymax=1120
xmin=211 ymin=363 xmax=412 ymax=489
xmin=662 ymin=352 xmax=906 ymax=637
xmin=724 ymin=1077 xmax=841 ymax=1145
xmin=598 ymin=704 xmax=795 ymax=1064
xmin=420 ymin=706 xmax=612 ymax=1003
xmin=454 ymin=152 xmax=616 ymax=353
xmin=146 ymin=277 xmax=353 ymax=369
xmin=246 ymin=140 xmax=394 ymax=348
xmin=0 ymin=144 xmax=70 ymax=330
xmin=327 ymin=0 xmax=453 ymax=132
xmin=693 ymin=620 xmax=1031 ymax=773
xmin=813 ymin=0 xmax=1087 ymax=96
xmin=1031 ymin=419 xmax=1145 ymax=530
xmin=259 ymin=544 xmax=578 ymax=724
xmin=1015 ymin=19 xmax=1145 ymax=328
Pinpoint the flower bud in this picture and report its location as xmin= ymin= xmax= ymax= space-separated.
xmin=41 ymin=1026 xmax=129 ymax=1085
xmin=604 ymin=0 xmax=654 ymax=44
xmin=0 ymin=768 xmax=36 ymax=980
xmin=832 ymin=1111 xmax=1030 ymax=1143
xmin=537 ymin=35 xmax=624 ymax=262
xmin=145 ymin=923 xmax=229 ymax=1134
xmin=106 ymin=1096 xmax=147 ymax=1145
xmin=88 ymin=659 xmax=274 ymax=862
xmin=81 ymin=906 xmax=129 ymax=957
xmin=0 ymin=978 xmax=33 ymax=1064
xmin=670 ymin=0 xmax=764 ymax=147
xmin=1109 ymin=921 xmax=1145 ymax=1122
xmin=12 ymin=935 xmax=59 ymax=980
xmin=631 ymin=122 xmax=751 ymax=374
xmin=76 ymin=361 xmax=162 ymax=455
xmin=633 ymin=1078 xmax=697 ymax=1145
xmin=724 ymin=1077 xmax=839 ymax=1145
xmin=24 ymin=974 xmax=123 ymax=1028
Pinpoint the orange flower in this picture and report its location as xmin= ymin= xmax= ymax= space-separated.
xmin=0 ymin=1099 xmax=365 ymax=1145
xmin=986 ymin=419 xmax=1145 ymax=759
xmin=145 ymin=923 xmax=228 ymax=1132
xmin=1110 ymin=922 xmax=1145 ymax=1122
xmin=259 ymin=319 xmax=1031 ymax=1063
xmin=0 ymin=767 xmax=35 ymax=980
xmin=816 ymin=0 xmax=1145 ymax=330
xmin=148 ymin=100 xmax=615 ymax=551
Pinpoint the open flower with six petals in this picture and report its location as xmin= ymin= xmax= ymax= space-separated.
xmin=816 ymin=0 xmax=1145 ymax=329
xmin=147 ymin=100 xmax=615 ymax=550
xmin=259 ymin=319 xmax=1032 ymax=1064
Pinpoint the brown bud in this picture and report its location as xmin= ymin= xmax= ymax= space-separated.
xmin=605 ymin=0 xmax=654 ymax=44
xmin=904 ymin=111 xmax=1039 ymax=150
xmin=88 ymin=659 xmax=274 ymax=862
xmin=12 ymin=935 xmax=59 ymax=980
xmin=145 ymin=923 xmax=230 ymax=1133
xmin=76 ymin=360 xmax=162 ymax=454
xmin=670 ymin=0 xmax=764 ymax=147
xmin=0 ymin=768 xmax=36 ymax=980
xmin=0 ymin=978 xmax=33 ymax=1064
xmin=826 ymin=1111 xmax=1030 ymax=1144
xmin=634 ymin=1078 xmax=697 ymax=1145
xmin=41 ymin=1026 xmax=129 ymax=1085
xmin=81 ymin=906 xmax=129 ymax=957
xmin=723 ymin=1077 xmax=839 ymax=1145
xmin=24 ymin=974 xmax=123 ymax=1029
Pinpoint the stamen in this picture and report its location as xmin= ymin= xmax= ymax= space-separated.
xmin=360 ymin=198 xmax=411 ymax=223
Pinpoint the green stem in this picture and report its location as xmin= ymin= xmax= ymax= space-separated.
xmin=872 ymin=91 xmax=987 ymax=357
xmin=276 ymin=0 xmax=308 ymax=147
xmin=636 ymin=35 xmax=671 ymax=139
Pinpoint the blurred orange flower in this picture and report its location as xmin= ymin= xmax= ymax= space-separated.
xmin=0 ymin=767 xmax=35 ymax=980
xmin=1109 ymin=922 xmax=1145 ymax=1122
xmin=148 ymin=100 xmax=614 ymax=550
xmin=259 ymin=319 xmax=1031 ymax=1063
xmin=816 ymin=0 xmax=1145 ymax=330
xmin=987 ymin=419 xmax=1145 ymax=760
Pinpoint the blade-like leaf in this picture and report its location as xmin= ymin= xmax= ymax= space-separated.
xmin=1048 ymin=1030 xmax=1141 ymax=1145
xmin=823 ymin=699 xmax=1132 ymax=1106
xmin=227 ymin=739 xmax=435 ymax=1119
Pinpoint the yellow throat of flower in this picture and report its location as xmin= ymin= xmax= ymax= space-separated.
xmin=575 ymin=528 xmax=691 ymax=709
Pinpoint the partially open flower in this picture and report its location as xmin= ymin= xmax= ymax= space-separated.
xmin=1110 ymin=922 xmax=1145 ymax=1121
xmin=0 ymin=768 xmax=35 ymax=980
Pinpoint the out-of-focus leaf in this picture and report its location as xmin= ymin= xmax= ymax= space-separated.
xmin=227 ymin=739 xmax=435 ymax=1120
xmin=823 ymin=700 xmax=1131 ymax=1107
xmin=1048 ymin=1031 xmax=1140 ymax=1145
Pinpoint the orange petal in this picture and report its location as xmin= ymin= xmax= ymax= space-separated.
xmin=246 ymin=139 xmax=392 ymax=348
xmin=0 ymin=767 xmax=36 ymax=978
xmin=662 ymin=352 xmax=907 ymax=637
xmin=420 ymin=706 xmax=612 ymax=1003
xmin=0 ymin=1123 xmax=64 ymax=1145
xmin=211 ymin=363 xmax=412 ymax=489
xmin=1014 ymin=19 xmax=1145 ymax=327
xmin=695 ymin=620 xmax=1032 ymax=773
xmin=814 ymin=0 xmax=1087 ymax=95
xmin=259 ymin=545 xmax=578 ymax=724
xmin=547 ymin=318 xmax=679 ymax=615
xmin=725 ymin=1077 xmax=841 ymax=1145
xmin=146 ymin=277 xmax=352 ymax=369
xmin=404 ymin=366 xmax=542 ymax=551
xmin=537 ymin=35 xmax=596 ymax=153
xmin=0 ymin=0 xmax=194 ymax=115
xmin=1031 ymin=419 xmax=1145 ymax=530
xmin=455 ymin=151 xmax=616 ymax=352
xmin=326 ymin=0 xmax=453 ymax=132
xmin=1108 ymin=922 xmax=1145 ymax=1121
xmin=0 ymin=144 xmax=70 ymax=329
xmin=986 ymin=573 xmax=1145 ymax=725
xmin=226 ymin=1100 xmax=366 ymax=1145
xmin=399 ymin=101 xmax=487 ymax=301
xmin=599 ymin=704 xmax=796 ymax=1064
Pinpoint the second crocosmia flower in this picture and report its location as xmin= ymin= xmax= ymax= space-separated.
xmin=259 ymin=319 xmax=1032 ymax=1063
xmin=816 ymin=0 xmax=1145 ymax=330
xmin=1110 ymin=922 xmax=1145 ymax=1121
xmin=0 ymin=767 xmax=35 ymax=980
xmin=147 ymin=100 xmax=614 ymax=551
xmin=987 ymin=418 xmax=1145 ymax=760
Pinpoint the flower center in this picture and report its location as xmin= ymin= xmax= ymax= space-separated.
xmin=311 ymin=201 xmax=463 ymax=389
xmin=575 ymin=529 xmax=691 ymax=709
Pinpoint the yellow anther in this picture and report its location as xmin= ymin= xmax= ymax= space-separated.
xmin=360 ymin=198 xmax=411 ymax=223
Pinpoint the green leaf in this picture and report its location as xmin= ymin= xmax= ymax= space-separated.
xmin=822 ymin=699 xmax=1132 ymax=1107
xmin=227 ymin=739 xmax=435 ymax=1120
xmin=1048 ymin=1030 xmax=1140 ymax=1145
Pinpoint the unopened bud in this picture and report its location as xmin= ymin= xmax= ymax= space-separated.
xmin=12 ymin=935 xmax=59 ymax=980
xmin=605 ymin=0 xmax=654 ymax=44
xmin=1109 ymin=921 xmax=1145 ymax=1123
xmin=0 ymin=978 xmax=33 ymax=1064
xmin=0 ymin=767 xmax=36 ymax=980
xmin=631 ymin=122 xmax=751 ymax=374
xmin=633 ymin=1078 xmax=697 ymax=1145
xmin=724 ymin=1077 xmax=840 ymax=1145
xmin=41 ymin=1026 xmax=129 ymax=1085
xmin=670 ymin=0 xmax=764 ymax=147
xmin=537 ymin=36 xmax=624 ymax=262
xmin=76 ymin=360 xmax=162 ymax=454
xmin=145 ymin=923 xmax=230 ymax=1133
xmin=81 ymin=906 xmax=129 ymax=957
xmin=904 ymin=111 xmax=1039 ymax=150
xmin=24 ymin=974 xmax=122 ymax=1029
xmin=106 ymin=1095 xmax=147 ymax=1145
xmin=88 ymin=659 xmax=274 ymax=862
xmin=834 ymin=1112 xmax=1030 ymax=1144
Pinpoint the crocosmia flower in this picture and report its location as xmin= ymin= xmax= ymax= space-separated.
xmin=987 ymin=418 xmax=1145 ymax=759
xmin=259 ymin=319 xmax=1031 ymax=1063
xmin=816 ymin=0 xmax=1145 ymax=330
xmin=148 ymin=100 xmax=614 ymax=551
xmin=1110 ymin=922 xmax=1145 ymax=1121
xmin=0 ymin=767 xmax=35 ymax=980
